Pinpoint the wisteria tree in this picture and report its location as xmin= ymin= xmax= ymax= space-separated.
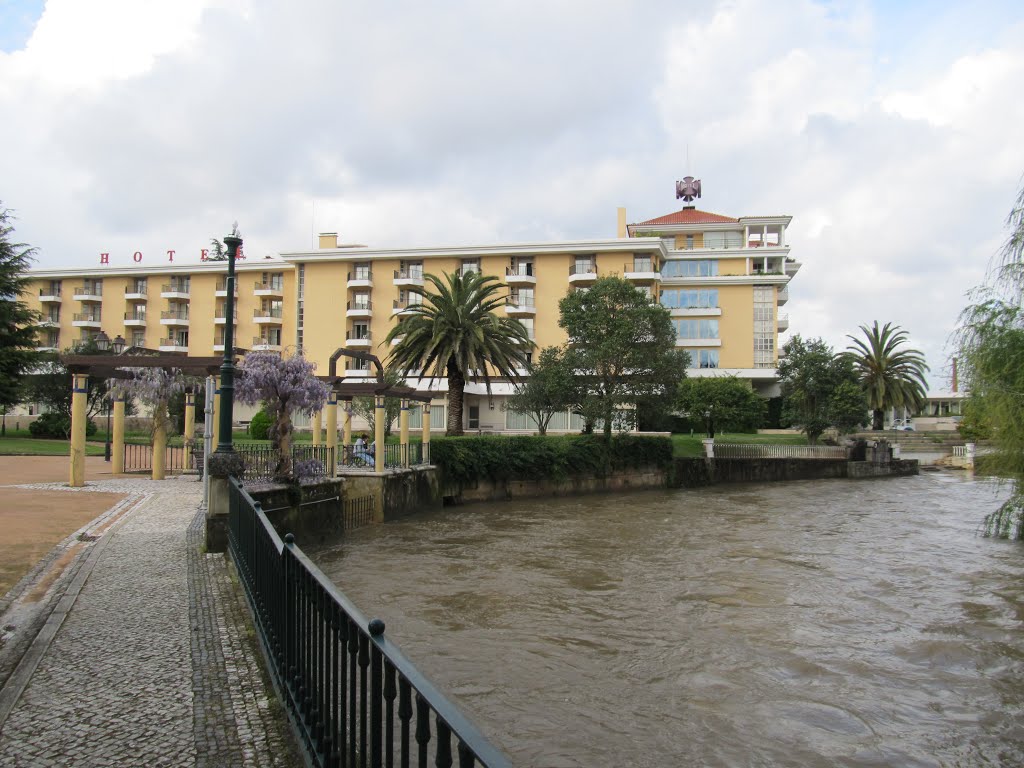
xmin=121 ymin=367 xmax=195 ymax=479
xmin=235 ymin=351 xmax=329 ymax=481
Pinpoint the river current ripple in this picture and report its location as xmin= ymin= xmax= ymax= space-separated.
xmin=312 ymin=474 xmax=1024 ymax=767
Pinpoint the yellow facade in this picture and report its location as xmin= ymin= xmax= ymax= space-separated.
xmin=23 ymin=200 xmax=799 ymax=428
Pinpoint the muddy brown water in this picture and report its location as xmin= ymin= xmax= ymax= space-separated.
xmin=311 ymin=474 xmax=1024 ymax=767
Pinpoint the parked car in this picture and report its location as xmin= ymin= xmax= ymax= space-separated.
xmin=891 ymin=418 xmax=915 ymax=431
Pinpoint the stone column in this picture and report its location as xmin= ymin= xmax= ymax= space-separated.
xmin=342 ymin=400 xmax=353 ymax=451
xmin=422 ymin=404 xmax=431 ymax=464
xmin=152 ymin=402 xmax=167 ymax=481
xmin=69 ymin=373 xmax=88 ymax=487
xmin=311 ymin=410 xmax=322 ymax=446
xmin=112 ymin=394 xmax=126 ymax=474
xmin=399 ymin=398 xmax=410 ymax=467
xmin=183 ymin=390 xmax=195 ymax=469
xmin=212 ymin=376 xmax=221 ymax=448
xmin=326 ymin=392 xmax=338 ymax=476
xmin=374 ymin=395 xmax=385 ymax=474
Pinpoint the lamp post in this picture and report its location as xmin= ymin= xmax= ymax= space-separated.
xmin=704 ymin=406 xmax=715 ymax=439
xmin=216 ymin=229 xmax=242 ymax=454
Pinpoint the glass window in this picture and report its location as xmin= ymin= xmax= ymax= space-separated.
xmin=660 ymin=289 xmax=718 ymax=309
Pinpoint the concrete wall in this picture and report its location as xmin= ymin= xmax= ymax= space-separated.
xmin=446 ymin=467 xmax=668 ymax=504
xmin=671 ymin=456 xmax=919 ymax=487
xmin=249 ymin=478 xmax=345 ymax=546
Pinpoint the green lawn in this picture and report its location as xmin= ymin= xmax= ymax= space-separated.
xmin=0 ymin=437 xmax=106 ymax=456
xmin=671 ymin=432 xmax=808 ymax=457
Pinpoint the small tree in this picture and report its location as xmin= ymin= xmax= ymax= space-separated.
xmin=235 ymin=351 xmax=329 ymax=481
xmin=559 ymin=277 xmax=686 ymax=439
xmin=0 ymin=204 xmax=41 ymax=411
xmin=845 ymin=321 xmax=929 ymax=430
xmin=122 ymin=368 xmax=192 ymax=439
xmin=779 ymin=336 xmax=868 ymax=444
xmin=675 ymin=377 xmax=766 ymax=434
xmin=506 ymin=346 xmax=578 ymax=435
xmin=351 ymin=366 xmax=406 ymax=437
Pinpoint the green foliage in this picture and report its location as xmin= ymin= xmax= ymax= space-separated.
xmin=956 ymin=182 xmax=1024 ymax=538
xmin=248 ymin=408 xmax=273 ymax=440
xmin=168 ymin=388 xmax=205 ymax=434
xmin=385 ymin=271 xmax=531 ymax=436
xmin=506 ymin=346 xmax=578 ymax=435
xmin=352 ymin=367 xmax=406 ymax=437
xmin=22 ymin=340 xmax=112 ymax=420
xmin=779 ymin=336 xmax=868 ymax=444
xmin=430 ymin=434 xmax=673 ymax=486
xmin=675 ymin=376 xmax=766 ymax=434
xmin=29 ymin=411 xmax=97 ymax=439
xmin=0 ymin=204 xmax=41 ymax=410
xmin=558 ymin=276 xmax=687 ymax=439
xmin=845 ymin=321 xmax=929 ymax=430
xmin=956 ymin=400 xmax=992 ymax=442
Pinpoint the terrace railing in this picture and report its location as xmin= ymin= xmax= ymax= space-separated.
xmin=227 ymin=477 xmax=511 ymax=768
xmin=122 ymin=443 xmax=188 ymax=474
xmin=713 ymin=443 xmax=848 ymax=460
xmin=232 ymin=443 xmax=335 ymax=482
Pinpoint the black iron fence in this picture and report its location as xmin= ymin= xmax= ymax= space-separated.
xmin=122 ymin=442 xmax=188 ymax=474
xmin=233 ymin=443 xmax=335 ymax=483
xmin=343 ymin=495 xmax=375 ymax=531
xmin=227 ymin=477 xmax=510 ymax=768
xmin=337 ymin=442 xmax=431 ymax=470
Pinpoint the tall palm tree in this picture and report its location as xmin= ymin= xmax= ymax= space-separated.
xmin=385 ymin=271 xmax=532 ymax=436
xmin=845 ymin=321 xmax=929 ymax=430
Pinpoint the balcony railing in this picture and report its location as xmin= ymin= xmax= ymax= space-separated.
xmin=161 ymin=311 xmax=190 ymax=320
xmin=215 ymin=281 xmax=239 ymax=294
xmin=73 ymin=286 xmax=103 ymax=298
xmin=506 ymin=265 xmax=534 ymax=277
xmin=161 ymin=283 xmax=190 ymax=295
xmin=347 ymin=270 xmax=372 ymax=281
xmin=125 ymin=286 xmax=148 ymax=296
xmin=254 ymin=281 xmax=284 ymax=292
xmin=569 ymin=264 xmax=597 ymax=276
xmin=346 ymin=331 xmax=372 ymax=342
xmin=626 ymin=261 xmax=655 ymax=273
xmin=159 ymin=338 xmax=188 ymax=349
xmin=347 ymin=300 xmax=373 ymax=311
xmin=393 ymin=269 xmax=424 ymax=281
xmin=507 ymin=297 xmax=536 ymax=308
xmin=40 ymin=287 xmax=62 ymax=298
xmin=72 ymin=312 xmax=102 ymax=322
xmin=253 ymin=307 xmax=284 ymax=319
xmin=252 ymin=336 xmax=282 ymax=349
xmin=124 ymin=312 xmax=148 ymax=321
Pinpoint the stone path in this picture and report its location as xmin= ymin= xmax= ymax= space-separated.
xmin=0 ymin=477 xmax=302 ymax=767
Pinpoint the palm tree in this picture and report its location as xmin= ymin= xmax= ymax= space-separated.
xmin=845 ymin=321 xmax=929 ymax=430
xmin=384 ymin=271 xmax=532 ymax=436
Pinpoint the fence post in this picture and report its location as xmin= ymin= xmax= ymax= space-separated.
xmin=112 ymin=394 xmax=126 ymax=474
xmin=400 ymin=399 xmax=410 ymax=468
xmin=374 ymin=396 xmax=385 ymax=474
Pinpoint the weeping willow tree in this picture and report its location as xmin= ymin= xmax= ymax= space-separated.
xmin=957 ymin=180 xmax=1024 ymax=539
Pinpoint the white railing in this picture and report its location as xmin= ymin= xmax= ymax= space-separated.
xmin=713 ymin=443 xmax=848 ymax=460
xmin=952 ymin=445 xmax=966 ymax=457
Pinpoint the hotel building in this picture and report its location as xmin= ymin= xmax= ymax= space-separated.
xmin=22 ymin=191 xmax=799 ymax=432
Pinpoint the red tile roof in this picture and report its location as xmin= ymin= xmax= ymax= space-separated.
xmin=631 ymin=208 xmax=739 ymax=227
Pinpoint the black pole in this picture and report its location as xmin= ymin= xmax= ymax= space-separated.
xmin=216 ymin=233 xmax=242 ymax=454
xmin=104 ymin=397 xmax=112 ymax=461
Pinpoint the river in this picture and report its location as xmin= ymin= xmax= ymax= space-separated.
xmin=311 ymin=473 xmax=1024 ymax=767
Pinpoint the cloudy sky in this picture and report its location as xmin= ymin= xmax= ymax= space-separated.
xmin=2 ymin=0 xmax=1023 ymax=388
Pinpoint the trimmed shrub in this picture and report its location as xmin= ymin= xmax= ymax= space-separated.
xmin=28 ymin=412 xmax=97 ymax=439
xmin=248 ymin=408 xmax=272 ymax=440
xmin=430 ymin=434 xmax=673 ymax=487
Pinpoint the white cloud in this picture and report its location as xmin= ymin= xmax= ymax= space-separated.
xmin=0 ymin=0 xmax=1022 ymax=388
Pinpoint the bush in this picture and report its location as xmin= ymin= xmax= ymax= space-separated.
xmin=29 ymin=412 xmax=97 ymax=439
xmin=248 ymin=408 xmax=272 ymax=440
xmin=430 ymin=434 xmax=673 ymax=487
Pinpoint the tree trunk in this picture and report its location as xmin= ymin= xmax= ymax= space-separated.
xmin=446 ymin=362 xmax=465 ymax=436
xmin=274 ymin=409 xmax=293 ymax=480
xmin=872 ymin=409 xmax=884 ymax=431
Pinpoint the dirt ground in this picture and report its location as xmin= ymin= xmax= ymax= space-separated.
xmin=0 ymin=456 xmax=129 ymax=596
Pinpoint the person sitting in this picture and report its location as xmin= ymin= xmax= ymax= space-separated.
xmin=353 ymin=433 xmax=373 ymax=466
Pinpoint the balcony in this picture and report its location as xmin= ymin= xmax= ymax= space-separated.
xmin=72 ymin=313 xmax=102 ymax=328
xmin=347 ymin=300 xmax=373 ymax=318
xmin=623 ymin=261 xmax=660 ymax=282
xmin=505 ymin=265 xmax=536 ymax=286
xmin=514 ymin=330 xmax=536 ymax=345
xmin=391 ymin=300 xmax=420 ymax=316
xmin=160 ymin=311 xmax=190 ymax=327
xmin=254 ymin=281 xmax=284 ymax=297
xmin=124 ymin=312 xmax=147 ymax=327
xmin=393 ymin=269 xmax=424 ymax=287
xmin=344 ymin=366 xmax=372 ymax=378
xmin=39 ymin=317 xmax=60 ymax=328
xmin=39 ymin=345 xmax=60 ymax=353
xmin=73 ymin=286 xmax=102 ymax=301
xmin=159 ymin=338 xmax=189 ymax=353
xmin=668 ymin=306 xmax=722 ymax=317
xmin=785 ymin=259 xmax=802 ymax=277
xmin=160 ymin=284 xmax=191 ymax=300
xmin=347 ymin=270 xmax=373 ymax=289
xmin=505 ymin=297 xmax=536 ymax=316
xmin=253 ymin=307 xmax=284 ymax=324
xmin=345 ymin=331 xmax=372 ymax=348
xmin=251 ymin=336 xmax=282 ymax=352
xmin=568 ymin=264 xmax=598 ymax=284
xmin=124 ymin=287 xmax=148 ymax=301
xmin=39 ymin=290 xmax=62 ymax=303
xmin=215 ymin=281 xmax=238 ymax=297
xmin=777 ymin=287 xmax=789 ymax=305
xmin=213 ymin=312 xmax=238 ymax=325
xmin=777 ymin=314 xmax=789 ymax=332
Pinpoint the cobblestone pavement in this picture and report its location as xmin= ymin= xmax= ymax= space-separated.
xmin=0 ymin=477 xmax=302 ymax=767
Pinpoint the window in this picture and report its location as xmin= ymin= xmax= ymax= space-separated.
xmin=460 ymin=260 xmax=479 ymax=277
xmin=514 ymin=288 xmax=535 ymax=306
xmin=351 ymin=322 xmax=369 ymax=339
xmin=353 ymin=293 xmax=370 ymax=309
xmin=510 ymin=258 xmax=533 ymax=276
xmin=518 ymin=318 xmax=535 ymax=339
xmin=573 ymin=256 xmax=595 ymax=275
xmin=661 ymin=260 xmax=718 ymax=278
xmin=175 ymin=330 xmax=189 ymax=346
xmin=660 ymin=289 xmax=718 ymax=309
xmin=267 ymin=328 xmax=282 ymax=346
xmin=684 ymin=349 xmax=719 ymax=368
xmin=673 ymin=319 xmax=719 ymax=339
xmin=685 ymin=235 xmax=694 ymax=250
xmin=131 ymin=330 xmax=145 ymax=348
xmin=352 ymin=263 xmax=371 ymax=281
xmin=632 ymin=256 xmax=654 ymax=272
xmin=468 ymin=405 xmax=480 ymax=429
xmin=132 ymin=278 xmax=147 ymax=294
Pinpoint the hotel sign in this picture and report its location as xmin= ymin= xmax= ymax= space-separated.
xmin=98 ymin=245 xmax=246 ymax=265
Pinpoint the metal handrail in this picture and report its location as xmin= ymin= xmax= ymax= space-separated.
xmin=568 ymin=264 xmax=597 ymax=276
xmin=347 ymin=300 xmax=373 ymax=310
xmin=252 ymin=336 xmax=282 ymax=348
xmin=347 ymin=270 xmax=373 ymax=281
xmin=227 ymin=477 xmax=511 ymax=767
xmin=505 ymin=265 xmax=534 ymax=277
xmin=160 ymin=283 xmax=190 ymax=294
xmin=73 ymin=286 xmax=102 ymax=297
xmin=254 ymin=281 xmax=284 ymax=291
xmin=124 ymin=286 xmax=148 ymax=296
xmin=254 ymin=307 xmax=284 ymax=319
xmin=72 ymin=312 xmax=102 ymax=322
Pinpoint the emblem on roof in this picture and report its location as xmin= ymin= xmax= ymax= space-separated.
xmin=675 ymin=176 xmax=702 ymax=202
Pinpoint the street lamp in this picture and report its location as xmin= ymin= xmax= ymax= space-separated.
xmin=704 ymin=407 xmax=715 ymax=439
xmin=216 ymin=227 xmax=242 ymax=455
xmin=96 ymin=332 xmax=126 ymax=460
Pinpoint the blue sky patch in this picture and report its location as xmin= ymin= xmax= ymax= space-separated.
xmin=0 ymin=0 xmax=46 ymax=53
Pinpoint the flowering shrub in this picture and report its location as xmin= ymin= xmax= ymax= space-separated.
xmin=235 ymin=351 xmax=330 ymax=481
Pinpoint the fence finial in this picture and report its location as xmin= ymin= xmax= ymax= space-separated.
xmin=285 ymin=532 xmax=295 ymax=545
xmin=369 ymin=618 xmax=386 ymax=636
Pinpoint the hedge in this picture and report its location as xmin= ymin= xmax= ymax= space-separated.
xmin=430 ymin=434 xmax=673 ymax=486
